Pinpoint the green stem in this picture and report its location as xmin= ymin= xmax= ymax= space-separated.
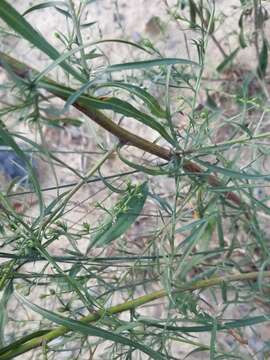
xmin=68 ymin=0 xmax=89 ymax=76
xmin=0 ymin=270 xmax=269 ymax=359
xmin=42 ymin=146 xmax=116 ymax=228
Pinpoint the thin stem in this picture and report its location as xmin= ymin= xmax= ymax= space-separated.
xmin=1 ymin=270 xmax=269 ymax=360
xmin=68 ymin=0 xmax=89 ymax=76
xmin=42 ymin=146 xmax=116 ymax=228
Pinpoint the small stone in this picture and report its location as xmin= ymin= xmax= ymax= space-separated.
xmin=145 ymin=16 xmax=163 ymax=36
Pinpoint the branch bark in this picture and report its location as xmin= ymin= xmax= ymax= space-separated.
xmin=0 ymin=51 xmax=245 ymax=209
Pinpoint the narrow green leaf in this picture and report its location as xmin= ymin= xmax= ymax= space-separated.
xmin=47 ymin=117 xmax=83 ymax=127
xmin=0 ymin=260 xmax=16 ymax=295
xmin=0 ymin=282 xmax=13 ymax=347
xmin=184 ymin=347 xmax=209 ymax=358
xmin=90 ymin=182 xmax=148 ymax=248
xmin=141 ymin=314 xmax=270 ymax=332
xmin=216 ymin=213 xmax=225 ymax=248
xmin=257 ymin=37 xmax=268 ymax=79
xmin=189 ymin=0 xmax=197 ymax=28
xmin=22 ymin=1 xmax=67 ymax=16
xmin=80 ymin=21 xmax=97 ymax=28
xmin=93 ymin=39 xmax=153 ymax=54
xmin=84 ymin=51 xmax=103 ymax=60
xmin=238 ymin=14 xmax=247 ymax=48
xmin=33 ymin=45 xmax=92 ymax=83
xmin=195 ymin=158 xmax=270 ymax=180
xmin=95 ymin=81 xmax=167 ymax=118
xmin=206 ymin=91 xmax=219 ymax=111
xmin=175 ymin=219 xmax=207 ymax=234
xmin=216 ymin=48 xmax=240 ymax=73
xmin=205 ymin=8 xmax=215 ymax=34
xmin=106 ymin=58 xmax=200 ymax=72
xmin=210 ymin=318 xmax=217 ymax=360
xmin=54 ymin=6 xmax=72 ymax=18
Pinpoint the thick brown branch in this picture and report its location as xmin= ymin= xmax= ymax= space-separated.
xmin=0 ymin=51 xmax=245 ymax=209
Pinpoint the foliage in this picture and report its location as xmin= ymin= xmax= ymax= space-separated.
xmin=0 ymin=0 xmax=270 ymax=359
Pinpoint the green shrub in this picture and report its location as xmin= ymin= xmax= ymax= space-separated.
xmin=0 ymin=1 xmax=269 ymax=359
